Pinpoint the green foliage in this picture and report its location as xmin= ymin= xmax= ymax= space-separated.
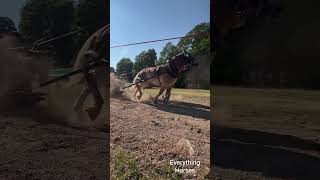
xmin=0 ymin=17 xmax=17 ymax=33
xmin=110 ymin=66 xmax=115 ymax=73
xmin=133 ymin=49 xmax=157 ymax=74
xmin=111 ymin=147 xmax=143 ymax=180
xmin=173 ymin=22 xmax=210 ymax=88
xmin=177 ymin=22 xmax=210 ymax=56
xmin=157 ymin=42 xmax=180 ymax=65
xmin=19 ymin=0 xmax=75 ymax=66
xmin=19 ymin=0 xmax=74 ymax=41
xmin=122 ymin=22 xmax=210 ymax=89
xmin=111 ymin=147 xmax=184 ymax=179
xmin=73 ymin=0 xmax=108 ymax=65
xmin=116 ymin=58 xmax=134 ymax=81
xmin=76 ymin=0 xmax=107 ymax=34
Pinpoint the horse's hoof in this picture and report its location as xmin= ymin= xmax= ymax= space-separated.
xmin=163 ymin=101 xmax=170 ymax=105
xmin=86 ymin=107 xmax=98 ymax=121
xmin=153 ymin=99 xmax=158 ymax=105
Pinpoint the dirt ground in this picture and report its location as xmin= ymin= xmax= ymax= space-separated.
xmin=212 ymin=86 xmax=320 ymax=180
xmin=0 ymin=83 xmax=108 ymax=179
xmin=110 ymin=90 xmax=210 ymax=179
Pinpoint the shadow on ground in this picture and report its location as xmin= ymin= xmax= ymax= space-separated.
xmin=144 ymin=100 xmax=210 ymax=120
xmin=213 ymin=125 xmax=320 ymax=180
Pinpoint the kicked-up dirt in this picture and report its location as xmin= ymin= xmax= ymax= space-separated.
xmin=0 ymin=83 xmax=108 ymax=180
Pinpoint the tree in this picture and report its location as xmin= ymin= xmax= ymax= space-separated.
xmin=0 ymin=17 xmax=17 ymax=33
xmin=177 ymin=22 xmax=210 ymax=56
xmin=76 ymin=0 xmax=108 ymax=45
xmin=175 ymin=22 xmax=210 ymax=89
xmin=133 ymin=49 xmax=157 ymax=74
xmin=110 ymin=66 xmax=115 ymax=73
xmin=19 ymin=0 xmax=75 ymax=66
xmin=157 ymin=42 xmax=180 ymax=65
xmin=116 ymin=58 xmax=133 ymax=81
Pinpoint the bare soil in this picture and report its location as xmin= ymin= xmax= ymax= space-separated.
xmin=0 ymin=83 xmax=108 ymax=180
xmin=212 ymin=86 xmax=320 ymax=180
xmin=110 ymin=92 xmax=210 ymax=179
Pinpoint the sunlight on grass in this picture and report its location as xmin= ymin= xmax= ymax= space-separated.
xmin=144 ymin=88 xmax=210 ymax=98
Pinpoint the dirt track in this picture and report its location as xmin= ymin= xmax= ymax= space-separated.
xmin=213 ymin=86 xmax=320 ymax=180
xmin=110 ymin=94 xmax=210 ymax=178
xmin=0 ymin=83 xmax=108 ymax=179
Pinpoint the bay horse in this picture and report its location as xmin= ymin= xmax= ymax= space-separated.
xmin=132 ymin=52 xmax=197 ymax=104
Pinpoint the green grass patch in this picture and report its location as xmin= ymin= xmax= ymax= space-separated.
xmin=111 ymin=147 xmax=143 ymax=180
xmin=212 ymin=86 xmax=320 ymax=100
xmin=111 ymin=147 xmax=195 ymax=179
xmin=212 ymin=86 xmax=320 ymax=129
xmin=145 ymin=88 xmax=210 ymax=98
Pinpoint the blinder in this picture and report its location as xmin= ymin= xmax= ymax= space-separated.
xmin=166 ymin=52 xmax=198 ymax=77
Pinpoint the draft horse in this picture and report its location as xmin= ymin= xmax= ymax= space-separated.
xmin=132 ymin=52 xmax=197 ymax=104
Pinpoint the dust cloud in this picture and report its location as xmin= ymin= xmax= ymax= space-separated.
xmin=110 ymin=73 xmax=125 ymax=97
xmin=186 ymin=55 xmax=211 ymax=89
xmin=0 ymin=35 xmax=50 ymax=96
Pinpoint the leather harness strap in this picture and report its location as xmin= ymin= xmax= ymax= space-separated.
xmin=167 ymin=61 xmax=179 ymax=78
xmin=155 ymin=66 xmax=162 ymax=86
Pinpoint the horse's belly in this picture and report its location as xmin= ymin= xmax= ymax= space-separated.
xmin=141 ymin=79 xmax=160 ymax=88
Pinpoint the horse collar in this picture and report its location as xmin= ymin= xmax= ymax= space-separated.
xmin=168 ymin=62 xmax=179 ymax=78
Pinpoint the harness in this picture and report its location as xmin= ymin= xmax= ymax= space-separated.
xmin=153 ymin=59 xmax=180 ymax=85
xmin=122 ymin=57 xmax=190 ymax=89
xmin=155 ymin=67 xmax=162 ymax=86
xmin=167 ymin=61 xmax=179 ymax=78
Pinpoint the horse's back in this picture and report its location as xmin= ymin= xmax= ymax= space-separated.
xmin=133 ymin=67 xmax=158 ymax=84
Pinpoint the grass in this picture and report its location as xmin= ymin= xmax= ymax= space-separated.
xmin=144 ymin=88 xmax=210 ymax=98
xmin=212 ymin=86 xmax=320 ymax=108
xmin=212 ymin=86 xmax=320 ymax=134
xmin=111 ymin=147 xmax=143 ymax=180
xmin=111 ymin=147 xmax=202 ymax=179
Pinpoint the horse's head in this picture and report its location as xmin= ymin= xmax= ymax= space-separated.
xmin=168 ymin=52 xmax=198 ymax=74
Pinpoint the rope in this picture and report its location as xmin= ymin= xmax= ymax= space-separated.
xmin=110 ymin=32 xmax=209 ymax=48
xmin=33 ymin=28 xmax=82 ymax=49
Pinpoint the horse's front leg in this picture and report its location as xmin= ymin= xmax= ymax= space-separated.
xmin=74 ymin=69 xmax=91 ymax=112
xmin=136 ymin=85 xmax=143 ymax=100
xmin=163 ymin=87 xmax=172 ymax=104
xmin=85 ymin=71 xmax=104 ymax=121
xmin=74 ymin=85 xmax=90 ymax=112
xmin=133 ymin=86 xmax=138 ymax=100
xmin=154 ymin=87 xmax=166 ymax=105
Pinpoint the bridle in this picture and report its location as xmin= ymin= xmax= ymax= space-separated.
xmin=167 ymin=52 xmax=198 ymax=77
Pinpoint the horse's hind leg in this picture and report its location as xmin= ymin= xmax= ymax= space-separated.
xmin=74 ymin=85 xmax=90 ymax=112
xmin=154 ymin=87 xmax=166 ymax=105
xmin=136 ymin=85 xmax=143 ymax=100
xmin=133 ymin=86 xmax=138 ymax=100
xmin=85 ymin=72 xmax=104 ymax=121
xmin=87 ymin=87 xmax=104 ymax=121
xmin=163 ymin=87 xmax=172 ymax=104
